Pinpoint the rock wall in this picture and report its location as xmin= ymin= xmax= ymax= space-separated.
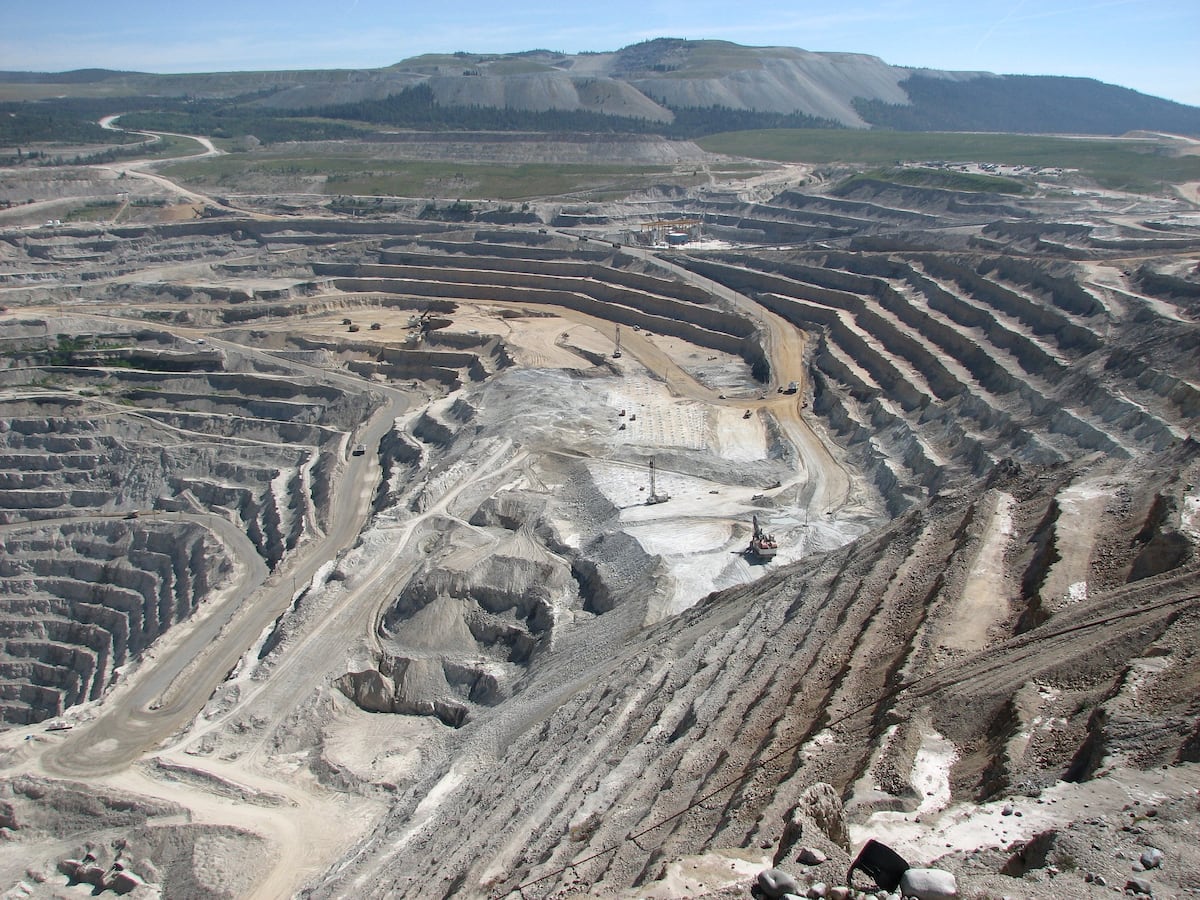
xmin=0 ymin=521 xmax=233 ymax=725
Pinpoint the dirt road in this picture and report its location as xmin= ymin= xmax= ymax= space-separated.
xmin=39 ymin=338 xmax=410 ymax=778
xmin=96 ymin=114 xmax=285 ymax=218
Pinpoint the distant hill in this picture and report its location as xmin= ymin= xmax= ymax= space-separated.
xmin=3 ymin=39 xmax=1198 ymax=139
xmin=0 ymin=68 xmax=146 ymax=84
xmin=854 ymin=73 xmax=1200 ymax=135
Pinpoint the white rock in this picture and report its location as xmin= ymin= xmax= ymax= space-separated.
xmin=899 ymin=867 xmax=958 ymax=900
xmin=807 ymin=883 xmax=828 ymax=899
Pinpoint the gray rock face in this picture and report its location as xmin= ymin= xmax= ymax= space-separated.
xmin=0 ymin=332 xmax=375 ymax=725
xmin=0 ymin=521 xmax=233 ymax=725
xmin=334 ymin=655 xmax=473 ymax=728
xmin=898 ymin=867 xmax=958 ymax=900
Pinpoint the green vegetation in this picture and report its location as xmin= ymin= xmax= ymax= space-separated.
xmin=613 ymin=38 xmax=767 ymax=79
xmin=133 ymin=132 xmax=208 ymax=159
xmin=0 ymin=99 xmax=140 ymax=145
xmin=2 ymin=130 xmax=204 ymax=166
xmin=836 ymin=167 xmax=1026 ymax=194
xmin=63 ymin=200 xmax=119 ymax=222
xmin=162 ymin=153 xmax=704 ymax=200
xmin=3 ymin=46 xmax=1197 ymax=149
xmin=486 ymin=59 xmax=556 ymax=75
xmin=309 ymin=83 xmax=838 ymax=137
xmin=0 ymin=83 xmax=147 ymax=101
xmin=854 ymin=74 xmax=1200 ymax=136
xmin=698 ymin=129 xmax=1200 ymax=193
xmin=45 ymin=335 xmax=95 ymax=367
xmin=420 ymin=200 xmax=476 ymax=221
xmin=118 ymin=110 xmax=365 ymax=144
xmin=391 ymin=54 xmax=470 ymax=69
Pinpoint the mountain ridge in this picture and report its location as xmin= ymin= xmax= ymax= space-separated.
xmin=2 ymin=38 xmax=1199 ymax=137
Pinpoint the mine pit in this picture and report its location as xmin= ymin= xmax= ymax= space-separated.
xmin=0 ymin=129 xmax=1197 ymax=900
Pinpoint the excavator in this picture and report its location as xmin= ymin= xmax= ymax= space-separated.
xmin=748 ymin=515 xmax=778 ymax=560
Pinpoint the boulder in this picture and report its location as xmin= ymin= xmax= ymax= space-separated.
xmin=108 ymin=868 xmax=146 ymax=893
xmin=57 ymin=858 xmax=83 ymax=878
xmin=76 ymin=863 xmax=107 ymax=887
xmin=757 ymin=868 xmax=802 ymax=899
xmin=797 ymin=847 xmax=828 ymax=866
xmin=1140 ymin=848 xmax=1163 ymax=870
xmin=898 ymin=867 xmax=958 ymax=900
xmin=1126 ymin=878 xmax=1154 ymax=896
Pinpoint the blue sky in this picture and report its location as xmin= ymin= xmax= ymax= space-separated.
xmin=3 ymin=0 xmax=1198 ymax=105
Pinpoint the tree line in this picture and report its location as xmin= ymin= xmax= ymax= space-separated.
xmin=0 ymin=85 xmax=840 ymax=152
xmin=854 ymin=74 xmax=1200 ymax=136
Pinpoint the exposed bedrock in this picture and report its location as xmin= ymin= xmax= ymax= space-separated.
xmin=0 ymin=404 xmax=349 ymax=560
xmin=384 ymin=555 xmax=563 ymax=658
xmin=0 ymin=327 xmax=389 ymax=727
xmin=0 ymin=520 xmax=233 ymax=725
xmin=830 ymin=179 xmax=1033 ymax=220
xmin=311 ymin=450 xmax=1200 ymax=899
xmin=0 ymin=774 xmax=185 ymax=837
xmin=373 ymin=248 xmax=713 ymax=304
xmin=916 ymin=255 xmax=1102 ymax=353
xmin=674 ymin=251 xmax=1192 ymax=513
xmin=411 ymin=408 xmax=456 ymax=448
xmin=345 ymin=400 xmax=671 ymax=727
xmin=1 ymin=773 xmax=265 ymax=898
xmin=1134 ymin=263 xmax=1200 ymax=312
xmin=571 ymin=530 xmax=665 ymax=615
xmin=340 ymin=552 xmax=573 ymax=726
xmin=324 ymin=269 xmax=769 ymax=378
xmin=468 ymin=490 xmax=550 ymax=532
xmin=316 ymin=261 xmax=744 ymax=325
xmin=1128 ymin=492 xmax=1194 ymax=582
xmin=41 ymin=217 xmax=452 ymax=245
xmin=1105 ymin=344 xmax=1200 ymax=422
xmin=167 ymin=453 xmax=309 ymax=569
xmin=336 ymin=656 xmax=476 ymax=728
xmin=374 ymin=428 xmax=424 ymax=512
xmin=772 ymin=190 xmax=941 ymax=227
xmin=336 ymin=596 xmax=532 ymax=726
xmin=386 ymin=236 xmax=606 ymax=262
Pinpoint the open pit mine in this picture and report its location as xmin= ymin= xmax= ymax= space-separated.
xmin=0 ymin=135 xmax=1198 ymax=900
